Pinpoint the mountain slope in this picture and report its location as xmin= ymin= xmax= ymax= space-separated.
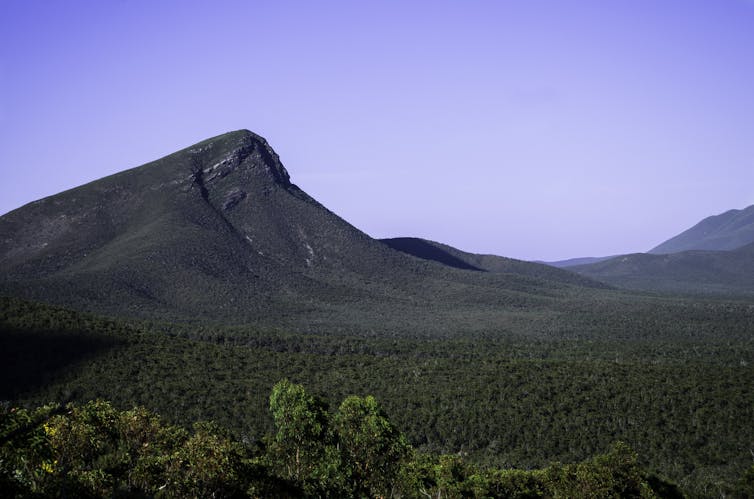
xmin=0 ymin=130 xmax=602 ymax=334
xmin=649 ymin=204 xmax=754 ymax=254
xmin=571 ymin=242 xmax=754 ymax=295
xmin=380 ymin=237 xmax=603 ymax=288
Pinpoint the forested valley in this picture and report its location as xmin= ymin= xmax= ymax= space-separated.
xmin=2 ymin=296 xmax=753 ymax=497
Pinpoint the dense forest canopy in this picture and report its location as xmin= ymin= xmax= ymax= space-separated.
xmin=4 ymin=381 xmax=721 ymax=498
xmin=1 ymin=296 xmax=753 ymax=497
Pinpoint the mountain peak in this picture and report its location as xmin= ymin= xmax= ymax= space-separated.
xmin=184 ymin=130 xmax=291 ymax=188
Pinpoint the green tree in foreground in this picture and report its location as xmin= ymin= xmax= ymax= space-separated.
xmin=334 ymin=394 xmax=410 ymax=497
xmin=267 ymin=378 xmax=344 ymax=496
xmin=0 ymin=381 xmax=699 ymax=498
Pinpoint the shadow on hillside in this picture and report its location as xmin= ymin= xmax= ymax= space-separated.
xmin=0 ymin=326 xmax=124 ymax=400
xmin=381 ymin=238 xmax=484 ymax=271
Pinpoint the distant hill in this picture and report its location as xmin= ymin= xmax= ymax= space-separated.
xmin=0 ymin=130 xmax=603 ymax=334
xmin=541 ymin=256 xmax=617 ymax=268
xmin=649 ymin=204 xmax=754 ymax=254
xmin=545 ymin=204 xmax=754 ymax=294
xmin=380 ymin=237 xmax=601 ymax=287
xmin=570 ymin=242 xmax=754 ymax=295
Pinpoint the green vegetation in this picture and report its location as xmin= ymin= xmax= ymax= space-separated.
xmin=2 ymin=296 xmax=753 ymax=497
xmin=2 ymin=383 xmax=692 ymax=498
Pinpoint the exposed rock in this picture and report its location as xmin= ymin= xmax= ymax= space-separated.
xmin=223 ymin=188 xmax=247 ymax=211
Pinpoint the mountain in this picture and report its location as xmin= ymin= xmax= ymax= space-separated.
xmin=649 ymin=204 xmax=754 ymax=254
xmin=0 ymin=130 xmax=602 ymax=334
xmin=570 ymin=242 xmax=754 ymax=295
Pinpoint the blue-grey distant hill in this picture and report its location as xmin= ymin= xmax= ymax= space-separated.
xmin=649 ymin=204 xmax=754 ymax=254
xmin=547 ymin=204 xmax=754 ymax=295
xmin=570 ymin=243 xmax=754 ymax=296
xmin=546 ymin=204 xmax=754 ymax=271
xmin=541 ymin=256 xmax=617 ymax=268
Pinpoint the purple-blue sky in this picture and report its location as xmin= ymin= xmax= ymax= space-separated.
xmin=2 ymin=0 xmax=753 ymax=261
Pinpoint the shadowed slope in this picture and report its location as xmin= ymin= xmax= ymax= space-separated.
xmin=0 ymin=297 xmax=126 ymax=399
xmin=380 ymin=238 xmax=483 ymax=271
xmin=381 ymin=237 xmax=606 ymax=289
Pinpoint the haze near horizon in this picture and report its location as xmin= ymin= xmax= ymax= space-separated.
xmin=2 ymin=0 xmax=753 ymax=261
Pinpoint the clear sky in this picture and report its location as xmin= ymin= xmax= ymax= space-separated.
xmin=2 ymin=0 xmax=753 ymax=261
